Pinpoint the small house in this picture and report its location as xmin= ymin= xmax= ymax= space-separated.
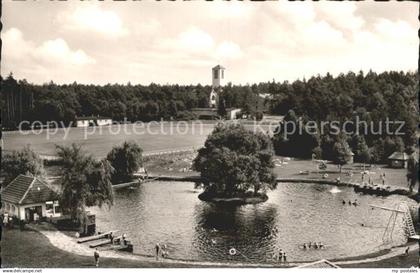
xmin=226 ymin=108 xmax=242 ymax=120
xmin=75 ymin=116 xmax=112 ymax=127
xmin=1 ymin=175 xmax=61 ymax=222
xmin=96 ymin=117 xmax=113 ymax=126
xmin=388 ymin=152 xmax=409 ymax=168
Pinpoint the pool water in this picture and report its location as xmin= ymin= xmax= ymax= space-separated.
xmin=91 ymin=182 xmax=416 ymax=263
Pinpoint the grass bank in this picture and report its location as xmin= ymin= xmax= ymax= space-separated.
xmin=2 ymin=227 xmax=419 ymax=268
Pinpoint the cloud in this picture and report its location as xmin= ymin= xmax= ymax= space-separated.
xmin=207 ymin=1 xmax=254 ymax=19
xmin=1 ymin=2 xmax=417 ymax=85
xmin=2 ymin=28 xmax=95 ymax=82
xmin=316 ymin=2 xmax=365 ymax=31
xmin=174 ymin=27 xmax=215 ymax=53
xmin=60 ymin=4 xmax=129 ymax=38
xmin=35 ymin=38 xmax=96 ymax=65
xmin=216 ymin=41 xmax=243 ymax=60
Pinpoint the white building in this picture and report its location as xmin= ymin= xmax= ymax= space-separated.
xmin=1 ymin=175 xmax=61 ymax=221
xmin=209 ymin=65 xmax=225 ymax=108
xmin=212 ymin=64 xmax=225 ymax=88
xmin=75 ymin=116 xmax=112 ymax=127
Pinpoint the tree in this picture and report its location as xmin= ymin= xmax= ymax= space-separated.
xmin=56 ymin=144 xmax=114 ymax=223
xmin=406 ymin=154 xmax=418 ymax=193
xmin=332 ymin=136 xmax=353 ymax=172
xmin=217 ymin=94 xmax=227 ymax=117
xmin=352 ymin=135 xmax=371 ymax=165
xmin=2 ymin=145 xmax=45 ymax=186
xmin=106 ymin=141 xmax=143 ymax=184
xmin=193 ymin=123 xmax=277 ymax=197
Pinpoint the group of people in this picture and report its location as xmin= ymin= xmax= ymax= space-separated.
xmin=361 ymin=172 xmax=386 ymax=185
xmin=342 ymin=199 xmax=359 ymax=206
xmin=302 ymin=242 xmax=325 ymax=250
xmin=108 ymin=232 xmax=128 ymax=246
xmin=155 ymin=243 xmax=169 ymax=260
xmin=273 ymin=249 xmax=287 ymax=262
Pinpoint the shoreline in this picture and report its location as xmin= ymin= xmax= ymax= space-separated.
xmin=23 ymin=223 xmax=419 ymax=268
xmin=130 ymin=173 xmax=419 ymax=201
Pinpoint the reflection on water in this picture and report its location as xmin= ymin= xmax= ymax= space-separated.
xmin=329 ymin=186 xmax=342 ymax=194
xmin=91 ymin=182 xmax=415 ymax=263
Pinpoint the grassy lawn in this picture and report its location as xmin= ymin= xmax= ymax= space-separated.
xmin=1 ymin=228 xmax=195 ymax=268
xmin=2 ymin=228 xmax=418 ymax=268
xmin=3 ymin=122 xmax=216 ymax=158
xmin=143 ymin=151 xmax=199 ymax=177
xmin=272 ymin=157 xmax=411 ymax=189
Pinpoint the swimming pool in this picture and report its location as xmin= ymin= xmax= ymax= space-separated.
xmin=92 ymin=181 xmax=416 ymax=263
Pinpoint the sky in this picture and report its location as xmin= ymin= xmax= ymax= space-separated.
xmin=2 ymin=1 xmax=418 ymax=85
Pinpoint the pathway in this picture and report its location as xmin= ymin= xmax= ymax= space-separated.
xmin=27 ymin=223 xmax=419 ymax=268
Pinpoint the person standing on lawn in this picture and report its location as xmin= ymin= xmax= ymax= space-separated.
xmin=94 ymin=248 xmax=100 ymax=267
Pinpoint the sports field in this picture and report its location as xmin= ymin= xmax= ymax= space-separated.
xmin=3 ymin=122 xmax=218 ymax=158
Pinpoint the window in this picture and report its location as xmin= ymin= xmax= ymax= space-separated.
xmin=221 ymin=70 xmax=224 ymax=79
xmin=54 ymin=205 xmax=61 ymax=214
xmin=46 ymin=202 xmax=54 ymax=214
xmin=214 ymin=70 xmax=218 ymax=79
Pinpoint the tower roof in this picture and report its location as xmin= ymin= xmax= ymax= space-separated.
xmin=212 ymin=65 xmax=225 ymax=70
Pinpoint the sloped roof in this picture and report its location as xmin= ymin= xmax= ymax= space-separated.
xmin=297 ymin=259 xmax=340 ymax=268
xmin=1 ymin=174 xmax=58 ymax=205
xmin=388 ymin=152 xmax=409 ymax=161
xmin=75 ymin=116 xmax=111 ymax=121
xmin=212 ymin=65 xmax=225 ymax=70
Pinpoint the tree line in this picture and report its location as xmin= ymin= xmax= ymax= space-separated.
xmin=0 ymin=74 xmax=262 ymax=128
xmin=1 ymin=70 xmax=417 ymax=164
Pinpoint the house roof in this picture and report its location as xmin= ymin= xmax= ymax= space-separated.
xmin=388 ymin=152 xmax=409 ymax=161
xmin=75 ymin=116 xmax=111 ymax=121
xmin=1 ymin=174 xmax=59 ymax=205
xmin=212 ymin=65 xmax=225 ymax=70
xmin=297 ymin=259 xmax=340 ymax=268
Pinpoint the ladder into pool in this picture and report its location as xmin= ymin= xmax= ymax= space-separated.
xmin=369 ymin=202 xmax=418 ymax=243
xmin=401 ymin=203 xmax=419 ymax=241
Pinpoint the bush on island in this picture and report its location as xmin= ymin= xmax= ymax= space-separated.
xmin=193 ymin=123 xmax=277 ymax=204
xmin=107 ymin=141 xmax=143 ymax=184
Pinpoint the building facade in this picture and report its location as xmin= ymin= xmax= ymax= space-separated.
xmin=209 ymin=65 xmax=225 ymax=108
xmin=75 ymin=116 xmax=112 ymax=127
xmin=1 ymin=175 xmax=61 ymax=221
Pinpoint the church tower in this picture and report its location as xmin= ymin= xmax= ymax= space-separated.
xmin=209 ymin=65 xmax=225 ymax=108
xmin=212 ymin=65 xmax=225 ymax=88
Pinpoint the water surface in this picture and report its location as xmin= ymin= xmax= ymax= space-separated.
xmin=92 ymin=182 xmax=415 ymax=263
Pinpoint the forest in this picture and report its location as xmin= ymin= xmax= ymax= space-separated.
xmin=1 ymin=70 xmax=417 ymax=164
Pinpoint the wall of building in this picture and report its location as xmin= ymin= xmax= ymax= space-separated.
xmin=76 ymin=120 xmax=91 ymax=127
xmin=227 ymin=109 xmax=242 ymax=120
xmin=2 ymin=201 xmax=61 ymax=220
xmin=209 ymin=90 xmax=218 ymax=108
xmin=97 ymin=119 xmax=112 ymax=126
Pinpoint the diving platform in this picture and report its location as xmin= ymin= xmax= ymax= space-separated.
xmin=409 ymin=235 xmax=420 ymax=241
xmin=77 ymin=230 xmax=118 ymax=243
xmin=89 ymin=239 xmax=112 ymax=248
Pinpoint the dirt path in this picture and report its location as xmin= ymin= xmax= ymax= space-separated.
xmin=28 ymin=223 xmax=419 ymax=268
